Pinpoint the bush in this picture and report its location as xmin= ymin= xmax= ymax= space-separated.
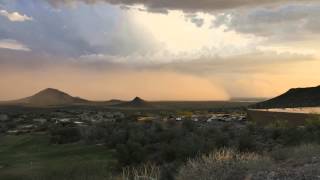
xmin=182 ymin=120 xmax=196 ymax=132
xmin=116 ymin=141 xmax=146 ymax=165
xmin=305 ymin=116 xmax=320 ymax=130
xmin=0 ymin=124 xmax=8 ymax=134
xmin=271 ymin=144 xmax=320 ymax=162
xmin=269 ymin=120 xmax=290 ymax=129
xmin=213 ymin=131 xmax=229 ymax=148
xmin=237 ymin=131 xmax=257 ymax=152
xmin=280 ymin=127 xmax=304 ymax=145
xmin=50 ymin=126 xmax=81 ymax=144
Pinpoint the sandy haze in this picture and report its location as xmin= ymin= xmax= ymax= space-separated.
xmin=0 ymin=67 xmax=229 ymax=101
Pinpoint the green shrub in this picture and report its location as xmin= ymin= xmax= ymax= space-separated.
xmin=50 ymin=126 xmax=81 ymax=144
xmin=116 ymin=141 xmax=146 ymax=165
xmin=268 ymin=120 xmax=289 ymax=129
xmin=271 ymin=144 xmax=320 ymax=162
xmin=305 ymin=116 xmax=320 ymax=130
xmin=182 ymin=120 xmax=196 ymax=132
xmin=214 ymin=131 xmax=229 ymax=148
xmin=237 ymin=131 xmax=257 ymax=152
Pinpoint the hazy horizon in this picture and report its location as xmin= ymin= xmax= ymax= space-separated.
xmin=1 ymin=0 xmax=319 ymax=101
xmin=0 ymin=86 xmax=271 ymax=102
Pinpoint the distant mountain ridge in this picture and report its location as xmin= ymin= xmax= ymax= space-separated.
xmin=3 ymin=88 xmax=89 ymax=106
xmin=0 ymin=88 xmax=153 ymax=107
xmin=115 ymin=97 xmax=153 ymax=108
xmin=253 ymin=85 xmax=320 ymax=109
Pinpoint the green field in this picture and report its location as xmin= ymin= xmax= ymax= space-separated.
xmin=0 ymin=135 xmax=116 ymax=180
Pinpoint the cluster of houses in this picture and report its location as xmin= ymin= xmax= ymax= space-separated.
xmin=0 ymin=110 xmax=127 ymax=135
xmin=137 ymin=113 xmax=247 ymax=124
xmin=78 ymin=111 xmax=125 ymax=123
xmin=0 ymin=110 xmax=248 ymax=135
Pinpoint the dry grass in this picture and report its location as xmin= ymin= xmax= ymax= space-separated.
xmin=121 ymin=163 xmax=160 ymax=180
xmin=176 ymin=149 xmax=272 ymax=180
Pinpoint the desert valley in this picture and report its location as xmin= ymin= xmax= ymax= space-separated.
xmin=1 ymin=0 xmax=320 ymax=179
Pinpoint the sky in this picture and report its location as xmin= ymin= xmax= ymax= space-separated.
xmin=0 ymin=0 xmax=319 ymax=101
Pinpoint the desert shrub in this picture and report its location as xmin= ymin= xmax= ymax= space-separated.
xmin=116 ymin=141 xmax=146 ymax=165
xmin=172 ymin=133 xmax=206 ymax=161
xmin=299 ymin=118 xmax=320 ymax=144
xmin=213 ymin=131 xmax=229 ymax=148
xmin=278 ymin=144 xmax=320 ymax=160
xmin=237 ymin=131 xmax=257 ymax=152
xmin=271 ymin=144 xmax=320 ymax=162
xmin=152 ymin=122 xmax=164 ymax=133
xmin=182 ymin=120 xmax=196 ymax=132
xmin=247 ymin=122 xmax=257 ymax=133
xmin=108 ymin=129 xmax=128 ymax=146
xmin=6 ymin=121 xmax=18 ymax=129
xmin=50 ymin=126 xmax=81 ymax=144
xmin=159 ymin=163 xmax=178 ymax=180
xmin=270 ymin=147 xmax=291 ymax=162
xmin=176 ymin=149 xmax=272 ymax=180
xmin=268 ymin=120 xmax=290 ymax=129
xmin=305 ymin=116 xmax=320 ymax=132
xmin=264 ymin=121 xmax=292 ymax=144
xmin=159 ymin=144 xmax=177 ymax=162
xmin=80 ymin=126 xmax=101 ymax=144
xmin=280 ymin=127 xmax=305 ymax=145
xmin=102 ymin=120 xmax=265 ymax=167
xmin=0 ymin=123 xmax=8 ymax=133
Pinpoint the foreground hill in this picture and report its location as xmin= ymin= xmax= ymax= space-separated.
xmin=1 ymin=88 xmax=89 ymax=106
xmin=114 ymin=97 xmax=153 ymax=108
xmin=253 ymin=85 xmax=320 ymax=108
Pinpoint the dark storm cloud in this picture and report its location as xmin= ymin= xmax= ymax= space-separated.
xmin=47 ymin=0 xmax=316 ymax=12
xmin=0 ymin=1 xmax=98 ymax=57
xmin=43 ymin=0 xmax=320 ymax=44
xmin=0 ymin=0 xmax=159 ymax=58
xmin=213 ymin=4 xmax=320 ymax=40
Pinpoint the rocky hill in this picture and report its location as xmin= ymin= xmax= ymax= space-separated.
xmin=3 ymin=88 xmax=89 ymax=106
xmin=253 ymin=85 xmax=320 ymax=108
xmin=115 ymin=97 xmax=153 ymax=108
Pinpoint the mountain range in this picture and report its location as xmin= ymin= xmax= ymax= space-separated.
xmin=0 ymin=88 xmax=150 ymax=107
xmin=1 ymin=85 xmax=319 ymax=108
xmin=0 ymin=88 xmax=88 ymax=106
